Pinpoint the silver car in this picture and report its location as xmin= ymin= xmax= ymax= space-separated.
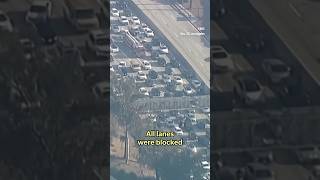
xmin=234 ymin=76 xmax=265 ymax=104
xmin=262 ymin=59 xmax=291 ymax=83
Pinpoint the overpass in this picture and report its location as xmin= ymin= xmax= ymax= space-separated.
xmin=131 ymin=95 xmax=210 ymax=112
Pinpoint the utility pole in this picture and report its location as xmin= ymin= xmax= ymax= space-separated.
xmin=125 ymin=123 xmax=130 ymax=164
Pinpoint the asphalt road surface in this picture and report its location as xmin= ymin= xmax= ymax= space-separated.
xmin=214 ymin=0 xmax=320 ymax=108
xmin=130 ymin=0 xmax=211 ymax=88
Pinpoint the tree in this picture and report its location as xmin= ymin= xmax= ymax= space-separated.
xmin=1 ymin=29 xmax=104 ymax=180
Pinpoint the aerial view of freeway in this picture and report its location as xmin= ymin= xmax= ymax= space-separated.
xmin=109 ymin=0 xmax=210 ymax=179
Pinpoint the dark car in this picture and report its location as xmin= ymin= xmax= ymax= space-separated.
xmin=35 ymin=21 xmax=57 ymax=45
xmin=150 ymin=88 xmax=161 ymax=97
xmin=148 ymin=70 xmax=158 ymax=80
xmin=232 ymin=26 xmax=265 ymax=51
xmin=119 ymin=67 xmax=128 ymax=76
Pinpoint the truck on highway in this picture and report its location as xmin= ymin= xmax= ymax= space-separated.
xmin=125 ymin=31 xmax=143 ymax=49
xmin=125 ymin=31 xmax=145 ymax=57
xmin=63 ymin=0 xmax=100 ymax=31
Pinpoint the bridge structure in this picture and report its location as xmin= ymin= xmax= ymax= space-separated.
xmin=131 ymin=95 xmax=210 ymax=112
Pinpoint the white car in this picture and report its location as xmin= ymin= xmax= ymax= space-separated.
xmin=137 ymin=71 xmax=147 ymax=80
xmin=159 ymin=43 xmax=169 ymax=54
xmin=0 ymin=10 xmax=13 ymax=32
xmin=120 ymin=16 xmax=129 ymax=25
xmin=143 ymin=60 xmax=151 ymax=70
xmin=140 ymin=23 xmax=148 ymax=31
xmin=234 ymin=76 xmax=265 ymax=104
xmin=139 ymin=87 xmax=149 ymax=96
xmin=175 ymin=76 xmax=183 ymax=85
xmin=111 ymin=8 xmax=120 ymax=17
xmin=201 ymin=161 xmax=210 ymax=170
xmin=212 ymin=45 xmax=235 ymax=72
xmin=174 ymin=126 xmax=183 ymax=135
xmin=110 ymin=43 xmax=119 ymax=53
xmin=184 ymin=85 xmax=194 ymax=95
xmin=131 ymin=16 xmax=140 ymax=25
xmin=191 ymin=79 xmax=202 ymax=88
xmin=262 ymin=58 xmax=291 ymax=83
xmin=296 ymin=146 xmax=320 ymax=163
xmin=202 ymin=107 xmax=210 ymax=113
xmin=86 ymin=29 xmax=108 ymax=57
xmin=145 ymin=28 xmax=154 ymax=37
xmin=118 ymin=61 xmax=126 ymax=68
xmin=110 ymin=65 xmax=114 ymax=72
xmin=26 ymin=0 xmax=52 ymax=22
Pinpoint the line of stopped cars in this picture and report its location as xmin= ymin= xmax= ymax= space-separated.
xmin=109 ymin=1 xmax=211 ymax=179
xmin=109 ymin=1 xmax=207 ymax=98
xmin=212 ymin=28 xmax=293 ymax=106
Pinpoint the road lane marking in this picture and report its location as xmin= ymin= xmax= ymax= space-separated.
xmin=288 ymin=2 xmax=302 ymax=19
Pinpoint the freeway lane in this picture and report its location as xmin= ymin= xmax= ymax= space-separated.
xmin=215 ymin=0 xmax=320 ymax=107
xmin=249 ymin=0 xmax=320 ymax=87
xmin=130 ymin=0 xmax=210 ymax=88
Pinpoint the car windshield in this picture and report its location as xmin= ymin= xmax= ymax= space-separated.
xmin=255 ymin=170 xmax=272 ymax=178
xmin=213 ymin=52 xmax=227 ymax=59
xmin=96 ymin=38 xmax=108 ymax=45
xmin=271 ymin=64 xmax=288 ymax=73
xmin=0 ymin=14 xmax=7 ymax=21
xmin=75 ymin=9 xmax=94 ymax=19
xmin=30 ymin=5 xmax=47 ymax=13
xmin=244 ymin=79 xmax=260 ymax=92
